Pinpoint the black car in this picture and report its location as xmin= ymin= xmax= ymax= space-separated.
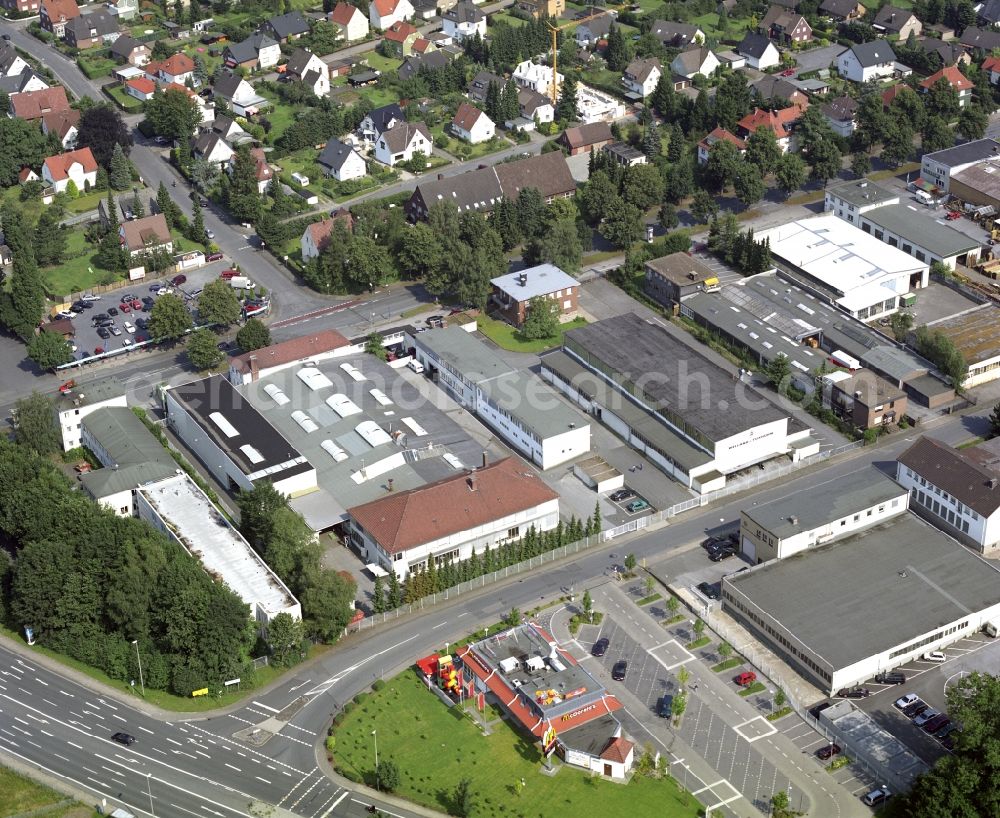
xmin=836 ymin=687 xmax=871 ymax=699
xmin=709 ymin=547 xmax=736 ymax=562
xmin=592 ymin=637 xmax=609 ymax=657
xmin=808 ymin=701 xmax=833 ymax=720
xmin=816 ymin=743 xmax=841 ymax=760
xmin=657 ymin=694 xmax=673 ymax=718
xmin=92 ymin=313 xmax=109 ymax=323
xmin=923 ymin=715 xmax=950 ymax=734
xmin=611 ymin=660 xmax=628 ymax=681
xmin=697 ymin=581 xmax=720 ymax=600
xmin=609 ymin=488 xmax=635 ymax=503
xmin=936 ymin=723 xmax=958 ymax=740
xmin=111 ymin=732 xmax=135 ymax=746
xmin=97 ymin=327 xmax=111 ymax=339
xmin=135 ymin=318 xmax=148 ymax=330
xmin=904 ymin=702 xmax=929 ymax=719
xmin=73 ymin=300 xmax=92 ymax=310
xmin=108 ymin=306 xmax=119 ymax=316
xmin=426 ymin=315 xmax=444 ymax=327
xmin=702 ymin=536 xmax=728 ymax=550
xmin=142 ymin=296 xmax=155 ymax=306
xmin=875 ymin=671 xmax=906 ymax=685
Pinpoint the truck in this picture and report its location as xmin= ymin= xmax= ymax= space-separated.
xmin=229 ymin=276 xmax=255 ymax=290
xmin=984 ymin=619 xmax=1000 ymax=637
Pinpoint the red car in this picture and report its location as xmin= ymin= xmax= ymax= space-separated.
xmin=58 ymin=379 xmax=76 ymax=394
xmin=734 ymin=671 xmax=757 ymax=687
xmin=172 ymin=274 xmax=187 ymax=286
xmin=220 ymin=269 xmax=239 ymax=280
xmin=206 ymin=252 xmax=224 ymax=262
xmin=130 ymin=299 xmax=142 ymax=311
xmin=94 ymin=347 xmax=104 ymax=355
xmin=780 ymin=68 xmax=796 ymax=76
xmin=119 ymin=302 xmax=131 ymax=313
xmin=945 ymin=211 xmax=962 ymax=220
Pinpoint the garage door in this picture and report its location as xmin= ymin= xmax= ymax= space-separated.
xmin=742 ymin=536 xmax=756 ymax=564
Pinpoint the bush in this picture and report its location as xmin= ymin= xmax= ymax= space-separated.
xmin=372 ymin=679 xmax=386 ymax=692
xmin=353 ymin=692 xmax=369 ymax=706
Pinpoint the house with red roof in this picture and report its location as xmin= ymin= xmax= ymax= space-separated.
xmin=300 ymin=210 xmax=355 ymax=261
xmin=984 ymin=55 xmax=1000 ymax=86
xmin=369 ymin=0 xmax=414 ymax=30
xmin=451 ymin=102 xmax=494 ymax=144
xmin=42 ymin=146 xmax=97 ymax=193
xmin=736 ymin=105 xmax=807 ymax=153
xmin=39 ymin=0 xmax=80 ymax=38
xmin=697 ymin=126 xmax=746 ymax=164
xmin=920 ymin=65 xmax=974 ymax=108
xmin=382 ymin=19 xmax=420 ymax=55
xmin=9 ymin=86 xmax=69 ymax=121
xmin=329 ymin=1 xmax=369 ymax=41
xmin=41 ymin=108 xmax=80 ymax=149
xmin=228 ymin=328 xmax=351 ymax=384
xmin=249 ymin=147 xmax=273 ymax=194
xmin=125 ymin=75 xmax=156 ymax=101
xmin=145 ymin=52 xmax=195 ymax=86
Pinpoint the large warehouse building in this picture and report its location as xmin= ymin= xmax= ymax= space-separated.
xmin=722 ymin=513 xmax=1000 ymax=694
xmin=757 ymin=215 xmax=928 ymax=320
xmin=540 ymin=313 xmax=817 ymax=493
xmin=923 ymin=304 xmax=1000 ymax=387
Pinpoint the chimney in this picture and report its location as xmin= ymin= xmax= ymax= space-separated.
xmin=249 ymin=354 xmax=259 ymax=383
xmin=482 ymin=451 xmax=488 ymax=468
xmin=519 ymin=272 xmax=528 ymax=286
xmin=989 ymin=477 xmax=999 ymax=489
xmin=467 ymin=471 xmax=477 ymax=491
xmin=387 ymin=478 xmax=394 ymax=492
xmin=789 ymin=515 xmax=799 ymax=525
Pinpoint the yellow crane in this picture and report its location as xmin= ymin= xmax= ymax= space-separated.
xmin=546 ymin=4 xmax=627 ymax=104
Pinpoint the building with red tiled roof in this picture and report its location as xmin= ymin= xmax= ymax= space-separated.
xmin=39 ymin=0 xmax=80 ymax=37
xmin=348 ymin=456 xmax=559 ymax=578
xmin=124 ymin=75 xmax=156 ymax=101
xmin=145 ymin=52 xmax=195 ymax=85
xmin=736 ymin=106 xmax=806 ymax=153
xmin=450 ymin=101 xmax=495 ymax=144
xmin=41 ymin=107 xmax=80 ymax=149
xmin=697 ymin=125 xmax=746 ymax=164
xmin=42 ymin=146 xmax=97 ymax=192
xmin=300 ymin=211 xmax=355 ymax=261
xmin=881 ymin=82 xmax=914 ymax=109
xmin=329 ymin=1 xmax=369 ymax=41
xmin=920 ymin=65 xmax=974 ymax=107
xmin=228 ymin=329 xmax=351 ymax=384
xmin=9 ymin=86 xmax=69 ymax=121
xmin=383 ymin=19 xmax=420 ymax=55
xmin=249 ymin=147 xmax=273 ymax=193
xmin=370 ymin=0 xmax=414 ymax=29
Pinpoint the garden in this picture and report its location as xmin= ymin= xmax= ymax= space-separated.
xmin=0 ymin=766 xmax=97 ymax=818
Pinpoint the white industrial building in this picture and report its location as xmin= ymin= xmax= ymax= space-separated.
xmin=758 ymin=215 xmax=928 ymax=320
xmin=348 ymin=456 xmax=560 ymax=579
xmin=137 ymin=473 xmax=302 ymax=624
xmin=227 ymin=329 xmax=351 ymax=385
xmin=723 ymin=512 xmax=1000 ymax=695
xmin=898 ymin=435 xmax=1000 ymax=554
xmin=739 ymin=468 xmax=909 ymax=562
xmin=56 ymin=376 xmax=128 ymax=451
xmin=919 ymin=138 xmax=1000 ymax=193
xmin=413 ymin=326 xmax=592 ymax=471
xmin=541 ymin=313 xmax=817 ymax=493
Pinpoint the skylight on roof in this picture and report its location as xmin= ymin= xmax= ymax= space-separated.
xmin=240 ymin=444 xmax=264 ymax=464
xmin=340 ymin=363 xmax=367 ymax=382
xmin=263 ymin=383 xmax=290 ymax=406
xmin=209 ymin=411 xmax=239 ymax=438
xmin=296 ymin=366 xmax=333 ymax=391
xmin=326 ymin=393 xmax=362 ymax=418
xmin=369 ymin=388 xmax=392 ymax=406
xmin=291 ymin=410 xmax=319 ymax=433
xmin=355 ymin=420 xmax=392 ymax=448
xmin=321 ymin=439 xmax=349 ymax=462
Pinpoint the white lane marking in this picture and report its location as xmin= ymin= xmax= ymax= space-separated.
xmin=255 ymin=776 xmax=271 ymax=784
xmin=251 ymin=701 xmax=279 ymax=714
xmin=138 ymin=726 xmax=155 ymax=734
xmin=34 ymin=677 xmax=49 ymax=686
xmin=225 ymin=763 xmax=242 ymax=772
xmin=67 ymin=741 xmax=83 ymax=749
xmin=431 ymin=621 xmax=448 ymax=630
xmin=323 ymin=791 xmax=349 ymax=816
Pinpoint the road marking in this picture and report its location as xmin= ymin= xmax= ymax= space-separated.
xmin=322 ymin=791 xmax=349 ymax=816
xmin=67 ymin=741 xmax=83 ymax=749
xmin=138 ymin=726 xmax=155 ymax=734
xmin=34 ymin=677 xmax=49 ymax=686
xmin=255 ymin=776 xmax=271 ymax=784
xmin=251 ymin=701 xmax=279 ymax=714
xmin=166 ymin=737 xmax=182 ymax=746
xmin=225 ymin=763 xmax=241 ymax=772
xmin=431 ymin=621 xmax=448 ymax=630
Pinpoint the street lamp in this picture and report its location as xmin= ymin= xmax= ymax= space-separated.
xmin=145 ymin=773 xmax=155 ymax=817
xmin=372 ymin=729 xmax=379 ymax=791
xmin=132 ymin=640 xmax=145 ymax=697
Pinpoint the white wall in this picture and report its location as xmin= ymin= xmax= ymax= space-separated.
xmin=897 ymin=463 xmax=1000 ymax=551
xmin=58 ymin=394 xmax=129 ymax=451
xmin=713 ymin=418 xmax=789 ymax=474
xmin=165 ymin=390 xmax=254 ymax=493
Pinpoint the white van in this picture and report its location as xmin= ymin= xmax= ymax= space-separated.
xmin=407 ymin=359 xmax=425 ymax=374
xmin=291 ymin=172 xmax=310 ymax=186
xmin=229 ymin=276 xmax=255 ymax=290
xmin=914 ymin=189 xmax=933 ymax=206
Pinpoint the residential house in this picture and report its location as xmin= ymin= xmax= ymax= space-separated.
xmin=621 ymin=57 xmax=661 ymax=98
xmin=397 ymin=50 xmax=449 ymax=81
xmin=0 ymin=69 xmax=49 ymax=97
xmin=516 ymin=0 xmax=564 ymax=20
xmin=490 ymin=264 xmax=578 ymax=326
xmin=574 ymin=12 xmax=614 ymax=47
xmin=442 ymin=1 xmax=485 ymax=41
xmin=881 ymin=81 xmax=912 ymax=108
xmin=984 ymin=55 xmax=1000 ymax=85
xmin=410 ymin=0 xmax=436 ymax=21
xmin=760 ymin=6 xmax=812 ymax=45
xmin=602 ymin=141 xmax=647 ymax=167
xmin=822 ymin=95 xmax=858 ymax=137
xmin=145 ymin=52 xmax=195 ymax=86
xmin=411 ymin=37 xmax=436 ymax=54
xmin=752 ymin=74 xmax=809 ymax=108
xmin=738 ymin=32 xmax=780 ymax=70
xmin=328 ymin=58 xmax=352 ymax=78
xmin=919 ymin=38 xmax=968 ymax=68
xmin=106 ymin=0 xmax=137 ymax=20
xmin=451 ymin=102 xmax=494 ymax=143
xmin=64 ymin=10 xmax=120 ymax=49
xmin=192 ymin=131 xmax=235 ymax=168
xmin=224 ymin=32 xmax=281 ymax=71
xmin=513 ymin=59 xmax=562 ymax=95
xmin=736 ymin=106 xmax=805 ymax=153
xmin=837 ymin=41 xmax=897 ymax=82
xmin=110 ymin=34 xmax=150 ymax=65
xmin=41 ymin=146 xmax=97 ymax=193
xmin=55 ymin=376 xmax=128 ymax=452
xmin=39 ymin=0 xmax=79 ymax=38
xmin=643 ymin=252 xmax=720 ymax=309
xmin=300 ymin=211 xmax=354 ymax=261
xmin=958 ymin=27 xmax=1000 ymax=52
xmin=359 ymin=102 xmax=404 ymax=141
xmin=0 ymin=0 xmax=40 ymax=14
xmin=210 ymin=113 xmax=249 ymax=143
xmin=318 ymin=138 xmax=367 ymax=180
xmin=263 ymin=11 xmax=311 ymax=43
xmin=517 ymin=87 xmax=554 ymax=123
xmin=246 ymin=147 xmax=273 ymax=194
xmin=872 ymin=5 xmax=921 ymax=39
xmin=119 ymin=213 xmax=172 ymax=257
xmin=10 ymin=86 xmax=69 ymax=121
xmin=821 ymin=369 xmax=907 ymax=430
xmin=374 ymin=120 xmax=432 ymax=166
xmin=284 ymin=47 xmax=329 ymax=96
xmin=369 ymin=0 xmax=414 ymax=30
xmin=559 ymin=121 xmax=613 ymax=154
xmin=697 ymin=126 xmax=746 ymax=164
xmin=406 ymin=151 xmax=575 ymax=219
xmin=921 ymin=64 xmax=973 ymax=107
xmin=124 ymin=75 xmax=156 ymax=101
xmin=329 ymin=2 xmax=369 ymax=41
xmin=383 ymin=20 xmax=420 ymax=55
xmin=467 ymin=69 xmax=502 ymax=103
xmin=166 ymin=81 xmax=213 ymax=124
xmin=650 ymin=20 xmax=703 ymax=47
xmin=212 ymin=73 xmax=269 ymax=117
xmin=0 ymin=41 xmax=29 ymax=78
xmin=716 ymin=49 xmax=746 ymax=70
xmin=819 ymin=0 xmax=865 ymax=20
xmin=670 ymin=46 xmax=720 ymax=79
xmin=41 ymin=108 xmax=80 ymax=149
xmin=925 ymin=23 xmax=955 ymax=40
xmin=978 ymin=0 xmax=1000 ymax=26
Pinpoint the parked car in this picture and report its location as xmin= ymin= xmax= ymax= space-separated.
xmin=935 ymin=723 xmax=958 ymax=740
xmin=945 ymin=210 xmax=962 ymax=220
xmin=914 ymin=708 xmax=941 ymax=727
xmin=149 ymin=283 xmax=163 ymax=292
xmin=56 ymin=310 xmax=76 ymax=319
xmin=876 ymin=671 xmax=906 ymax=685
xmin=81 ymin=294 xmax=101 ymax=302
xmin=861 ymin=786 xmax=890 ymax=807
xmin=119 ymin=302 xmax=131 ymax=313
xmin=92 ymin=312 xmax=109 ymax=322
xmin=592 ymin=637 xmax=608 ymax=657
xmin=108 ymin=306 xmax=119 ymax=316
xmin=702 ymin=536 xmax=728 ymax=550
xmin=816 ymin=743 xmax=841 ymax=760
xmin=697 ymin=581 xmax=720 ymax=600
xmin=922 ymin=651 xmax=946 ymax=663
xmin=611 ymin=660 xmax=628 ymax=681
xmin=122 ymin=338 xmax=132 ymax=347
xmin=110 ymin=325 xmax=122 ymax=336
xmin=426 ymin=314 xmax=444 ymax=327
xmin=135 ymin=318 xmax=148 ymax=330
xmin=657 ymin=694 xmax=674 ymax=718
xmin=220 ymin=269 xmax=239 ymax=280
xmin=609 ymin=488 xmax=635 ymax=502
xmin=94 ymin=347 xmax=104 ymax=355
xmin=894 ymin=693 xmax=919 ymax=710
xmin=923 ymin=714 xmax=950 ymax=734
xmin=904 ymin=702 xmax=929 ymax=719
xmin=124 ymin=321 xmax=135 ymax=334
xmin=172 ymin=274 xmax=187 ymax=286
xmin=206 ymin=252 xmax=224 ymax=262
xmin=780 ymin=67 xmax=796 ymax=76
xmin=205 ymin=228 xmax=215 ymax=240
xmin=808 ymin=701 xmax=832 ymax=720
xmin=199 ymin=199 xmax=209 ymax=208
xmin=625 ymin=499 xmax=650 ymax=513
xmin=130 ymin=299 xmax=142 ymax=311
xmin=111 ymin=732 xmax=135 ymax=746
xmin=734 ymin=671 xmax=756 ymax=687
xmin=836 ymin=687 xmax=870 ymax=699
xmin=709 ymin=547 xmax=736 ymax=562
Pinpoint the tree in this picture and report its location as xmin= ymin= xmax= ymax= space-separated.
xmin=1 ymin=248 xmax=44 ymax=340
xmin=671 ymin=691 xmax=687 ymax=719
xmin=108 ymin=143 xmax=133 ymax=192
xmin=148 ymin=292 xmax=193 ymax=342
xmin=890 ymin=310 xmax=914 ymax=342
xmin=579 ymin=170 xmax=618 ymax=226
xmin=344 ymin=235 xmax=393 ymax=290
xmin=718 ymin=641 xmax=733 ymax=661
xmin=990 ymin=402 xmax=1000 ymax=438
xmin=764 ymin=352 xmax=792 ymax=393
xmin=0 ymin=118 xmax=48 ymax=187
xmin=582 ymin=589 xmax=593 ymax=622
xmin=605 ymin=24 xmax=631 ymax=72
xmin=555 ymin=74 xmax=578 ymax=123
xmin=914 ymin=325 xmax=968 ymax=387
xmin=483 ymin=79 xmax=501 ymax=123
xmin=881 ymin=121 xmax=915 ymax=168
xmin=197 ymin=279 xmax=242 ymax=327
xmin=12 ymin=393 xmax=60 ymax=454
xmin=734 ymin=170 xmax=766 ymax=208
xmin=76 ymin=103 xmax=132 ymax=169
xmin=267 ymin=611 xmax=303 ymax=665
xmin=227 ymin=145 xmax=263 ymax=224
xmin=622 ymin=163 xmax=665 ymax=211
xmin=771 ymin=790 xmax=796 ymax=818
xmin=957 ymin=105 xmax=988 ymax=141
xmin=188 ymin=191 xmax=207 ymax=243
xmin=624 ymin=553 xmax=637 ymax=572
xmin=658 ymin=202 xmax=678 ymax=230
xmin=599 ymin=197 xmax=642 ymax=249
xmin=144 ymin=87 xmax=202 ymax=141
xmin=520 ymin=295 xmax=560 ymax=340
xmin=745 ymin=128 xmax=782 ymax=176
xmin=453 ymin=778 xmax=474 ymax=818
xmin=807 ymin=138 xmax=842 ymax=183
xmin=236 ymin=318 xmax=270 ymax=352
xmin=774 ymin=688 xmax=787 ymax=708
xmin=186 ymin=328 xmax=223 ymax=370
xmin=488 ymin=196 xmax=521 ymax=250
xmin=693 ymin=618 xmax=705 ymax=638
xmin=516 ymin=187 xmax=546 ymax=241
xmin=375 ymin=758 xmax=401 ymax=792
xmin=705 ymin=140 xmax=743 ymax=192
xmin=526 ymin=217 xmax=582 ymax=272
xmin=388 ymin=570 xmax=401 ymax=609
xmin=300 ymin=569 xmax=356 ymax=642
xmin=666 ymin=595 xmax=680 ymax=618
xmin=27 ymin=330 xmax=72 ymax=370
xmin=772 ymin=153 xmax=806 ymax=197
xmin=33 ymin=204 xmax=68 ymax=267
xmin=642 ymin=121 xmax=661 ymax=159
xmin=504 ymin=606 xmax=521 ymax=627
xmin=925 ymin=76 xmax=960 ymax=120
xmin=690 ymin=189 xmax=719 ymax=224
xmin=850 ymin=151 xmax=872 ymax=178
xmin=922 ymin=115 xmax=954 ymax=154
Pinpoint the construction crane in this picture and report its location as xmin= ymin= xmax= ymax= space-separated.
xmin=546 ymin=3 xmax=626 ymax=104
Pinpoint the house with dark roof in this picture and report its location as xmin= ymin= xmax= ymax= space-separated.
xmin=516 ymin=87 xmax=554 ymax=124
xmin=0 ymin=68 xmax=49 ymax=97
xmin=213 ymin=73 xmax=269 ymax=116
xmin=738 ymin=32 xmax=780 ymax=70
xmin=193 ymin=131 xmax=235 ymax=167
xmin=872 ymin=5 xmax=921 ymax=38
xmin=110 ymin=34 xmax=150 ymax=65
xmin=284 ymin=48 xmax=329 ymax=96
xmin=574 ymin=12 xmax=614 ymax=47
xmin=64 ymin=9 xmax=120 ymax=49
xmin=760 ymin=5 xmax=812 ymax=44
xmin=978 ymin=0 xmax=1000 ymax=26
xmin=41 ymin=108 xmax=79 ymax=149
xmin=559 ymin=121 xmax=613 ymax=155
xmin=318 ymin=138 xmax=367 ymax=181
xmin=919 ymin=37 xmax=968 ymax=68
xmin=752 ymin=74 xmax=808 ymax=108
xmin=374 ymin=120 xmax=432 ymax=166
xmin=406 ymin=151 xmax=575 ymax=219
xmin=397 ymin=49 xmax=449 ymax=82
xmin=467 ymin=69 xmax=502 ymax=103
xmin=359 ymin=102 xmax=404 ymax=141
xmin=819 ymin=0 xmax=866 ymax=20
xmin=837 ymin=40 xmax=898 ymax=82
xmin=897 ymin=435 xmax=1000 ymax=553
xmin=223 ymin=32 xmax=281 ymax=70
xmin=442 ymin=0 xmax=485 ymax=41
xmin=263 ymin=10 xmax=310 ymax=42
xmin=959 ymin=26 xmax=1000 ymax=52
xmin=650 ymin=19 xmax=703 ymax=47
xmin=822 ymin=95 xmax=858 ymax=137
xmin=0 ymin=41 xmax=29 ymax=78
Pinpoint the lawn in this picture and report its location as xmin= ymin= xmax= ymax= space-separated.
xmin=105 ymin=83 xmax=145 ymax=112
xmin=258 ymin=91 xmax=299 ymax=141
xmin=41 ymin=230 xmax=106 ymax=297
xmin=364 ymin=51 xmax=403 ymax=74
xmin=333 ymin=669 xmax=702 ymax=818
xmin=0 ymin=765 xmax=96 ymax=818
xmin=690 ymin=12 xmax=753 ymax=41
xmin=477 ymin=314 xmax=588 ymax=354
xmin=77 ymin=52 xmax=116 ymax=79
xmin=491 ymin=10 xmax=528 ymax=26
xmin=357 ymin=83 xmax=404 ymax=109
xmin=429 ymin=125 xmax=513 ymax=162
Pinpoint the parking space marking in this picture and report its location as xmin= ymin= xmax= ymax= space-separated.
xmin=646 ymin=640 xmax=695 ymax=671
xmin=734 ymin=716 xmax=779 ymax=743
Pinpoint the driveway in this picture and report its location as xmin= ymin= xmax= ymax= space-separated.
xmin=790 ymin=43 xmax=846 ymax=75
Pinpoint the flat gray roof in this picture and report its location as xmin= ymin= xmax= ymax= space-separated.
xmin=861 ymin=203 xmax=981 ymax=258
xmin=79 ymin=407 xmax=178 ymax=497
xmin=827 ymin=179 xmax=899 ymax=209
xmin=491 ymin=264 xmax=577 ymax=301
xmin=563 ymin=313 xmax=788 ymax=444
xmin=243 ymin=351 xmax=498 ymax=519
xmin=416 ymin=326 xmax=516 ymax=385
xmin=742 ymin=468 xmax=907 ymax=540
xmin=724 ymin=514 xmax=1000 ymax=669
xmin=927 ymin=304 xmax=1000 ymax=365
xmin=481 ymin=369 xmax=588 ymax=440
xmin=57 ymin=376 xmax=126 ymax=412
xmin=951 ymin=159 xmax=1000 ymax=200
xmin=923 ymin=137 xmax=1000 ymax=169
